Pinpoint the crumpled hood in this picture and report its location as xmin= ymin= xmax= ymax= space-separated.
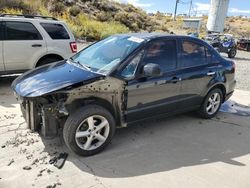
xmin=12 ymin=60 xmax=103 ymax=97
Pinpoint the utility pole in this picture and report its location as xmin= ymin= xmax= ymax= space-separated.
xmin=173 ymin=0 xmax=179 ymax=21
xmin=188 ymin=0 xmax=192 ymax=17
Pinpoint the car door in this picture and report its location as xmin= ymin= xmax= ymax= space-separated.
xmin=124 ymin=38 xmax=182 ymax=122
xmin=0 ymin=20 xmax=4 ymax=72
xmin=3 ymin=20 xmax=46 ymax=71
xmin=178 ymin=39 xmax=219 ymax=109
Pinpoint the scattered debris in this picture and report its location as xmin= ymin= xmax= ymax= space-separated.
xmin=47 ymin=169 xmax=53 ymax=174
xmin=26 ymin=154 xmax=33 ymax=160
xmin=46 ymin=182 xmax=61 ymax=188
xmin=3 ymin=114 xmax=16 ymax=120
xmin=4 ymin=131 xmax=39 ymax=148
xmin=39 ymin=154 xmax=49 ymax=164
xmin=40 ymin=168 xmax=47 ymax=174
xmin=49 ymin=156 xmax=57 ymax=165
xmin=50 ymin=152 xmax=68 ymax=169
xmin=32 ymin=159 xmax=39 ymax=166
xmin=18 ymin=148 xmax=27 ymax=154
xmin=7 ymin=159 xmax=14 ymax=166
xmin=36 ymin=167 xmax=54 ymax=177
xmin=23 ymin=166 xmax=32 ymax=170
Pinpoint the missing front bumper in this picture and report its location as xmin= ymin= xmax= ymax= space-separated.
xmin=24 ymin=101 xmax=58 ymax=138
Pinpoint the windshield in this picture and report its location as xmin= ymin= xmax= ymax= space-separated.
xmin=70 ymin=35 xmax=144 ymax=75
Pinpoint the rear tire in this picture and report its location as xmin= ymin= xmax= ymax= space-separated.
xmin=228 ymin=48 xmax=237 ymax=58
xmin=198 ymin=88 xmax=223 ymax=119
xmin=63 ymin=105 xmax=116 ymax=156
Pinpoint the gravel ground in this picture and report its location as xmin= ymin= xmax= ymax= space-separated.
xmin=222 ymin=50 xmax=250 ymax=91
xmin=1 ymin=83 xmax=250 ymax=188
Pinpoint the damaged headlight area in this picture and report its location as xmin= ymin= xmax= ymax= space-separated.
xmin=22 ymin=94 xmax=69 ymax=137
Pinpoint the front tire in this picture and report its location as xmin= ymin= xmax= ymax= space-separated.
xmin=198 ymin=88 xmax=223 ymax=119
xmin=63 ymin=105 xmax=116 ymax=156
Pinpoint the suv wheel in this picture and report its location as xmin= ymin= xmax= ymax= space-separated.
xmin=37 ymin=57 xmax=61 ymax=67
xmin=198 ymin=88 xmax=223 ymax=119
xmin=63 ymin=105 xmax=115 ymax=156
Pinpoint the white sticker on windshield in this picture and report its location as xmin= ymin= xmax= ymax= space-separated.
xmin=128 ymin=36 xmax=145 ymax=43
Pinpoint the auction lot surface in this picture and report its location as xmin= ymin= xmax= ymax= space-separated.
xmin=0 ymin=50 xmax=250 ymax=188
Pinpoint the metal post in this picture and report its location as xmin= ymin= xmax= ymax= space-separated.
xmin=173 ymin=0 xmax=179 ymax=21
xmin=188 ymin=0 xmax=192 ymax=17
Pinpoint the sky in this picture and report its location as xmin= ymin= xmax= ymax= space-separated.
xmin=117 ymin=0 xmax=250 ymax=16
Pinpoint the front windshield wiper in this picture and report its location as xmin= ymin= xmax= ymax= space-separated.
xmin=69 ymin=58 xmax=91 ymax=71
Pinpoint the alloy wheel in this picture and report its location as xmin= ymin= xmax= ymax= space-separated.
xmin=75 ymin=115 xmax=110 ymax=151
xmin=206 ymin=92 xmax=221 ymax=115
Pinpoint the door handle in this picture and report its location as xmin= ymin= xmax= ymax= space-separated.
xmin=32 ymin=44 xmax=42 ymax=47
xmin=171 ymin=77 xmax=182 ymax=83
xmin=207 ymin=71 xmax=216 ymax=76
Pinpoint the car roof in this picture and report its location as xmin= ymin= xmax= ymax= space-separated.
xmin=115 ymin=33 xmax=176 ymax=40
xmin=0 ymin=15 xmax=63 ymax=23
xmin=115 ymin=33 xmax=207 ymax=45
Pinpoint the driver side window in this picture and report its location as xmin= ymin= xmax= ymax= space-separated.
xmin=121 ymin=51 xmax=144 ymax=79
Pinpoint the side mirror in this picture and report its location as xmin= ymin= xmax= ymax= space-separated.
xmin=143 ymin=63 xmax=162 ymax=77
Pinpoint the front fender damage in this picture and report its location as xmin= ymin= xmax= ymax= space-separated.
xmin=63 ymin=77 xmax=127 ymax=126
xmin=24 ymin=77 xmax=127 ymax=137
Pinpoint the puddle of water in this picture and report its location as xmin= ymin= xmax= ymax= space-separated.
xmin=220 ymin=100 xmax=250 ymax=116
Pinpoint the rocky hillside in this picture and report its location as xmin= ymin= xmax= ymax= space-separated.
xmin=0 ymin=0 xmax=168 ymax=40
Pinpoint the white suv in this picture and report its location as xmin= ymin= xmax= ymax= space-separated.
xmin=0 ymin=14 xmax=77 ymax=75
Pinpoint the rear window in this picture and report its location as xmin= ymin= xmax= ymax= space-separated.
xmin=5 ymin=21 xmax=42 ymax=40
xmin=40 ymin=23 xmax=70 ymax=40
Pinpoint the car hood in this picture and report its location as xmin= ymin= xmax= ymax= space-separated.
xmin=12 ymin=60 xmax=103 ymax=97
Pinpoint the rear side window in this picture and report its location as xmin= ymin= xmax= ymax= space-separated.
xmin=40 ymin=23 xmax=70 ymax=39
xmin=142 ymin=39 xmax=177 ymax=73
xmin=5 ymin=21 xmax=42 ymax=40
xmin=181 ymin=40 xmax=207 ymax=68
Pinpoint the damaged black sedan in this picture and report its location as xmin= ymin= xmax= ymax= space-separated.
xmin=12 ymin=34 xmax=236 ymax=156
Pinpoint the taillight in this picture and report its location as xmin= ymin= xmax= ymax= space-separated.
xmin=70 ymin=42 xmax=77 ymax=53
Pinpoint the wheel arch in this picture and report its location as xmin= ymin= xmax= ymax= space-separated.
xmin=206 ymin=83 xmax=226 ymax=102
xmin=66 ymin=97 xmax=119 ymax=125
xmin=35 ymin=54 xmax=64 ymax=67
